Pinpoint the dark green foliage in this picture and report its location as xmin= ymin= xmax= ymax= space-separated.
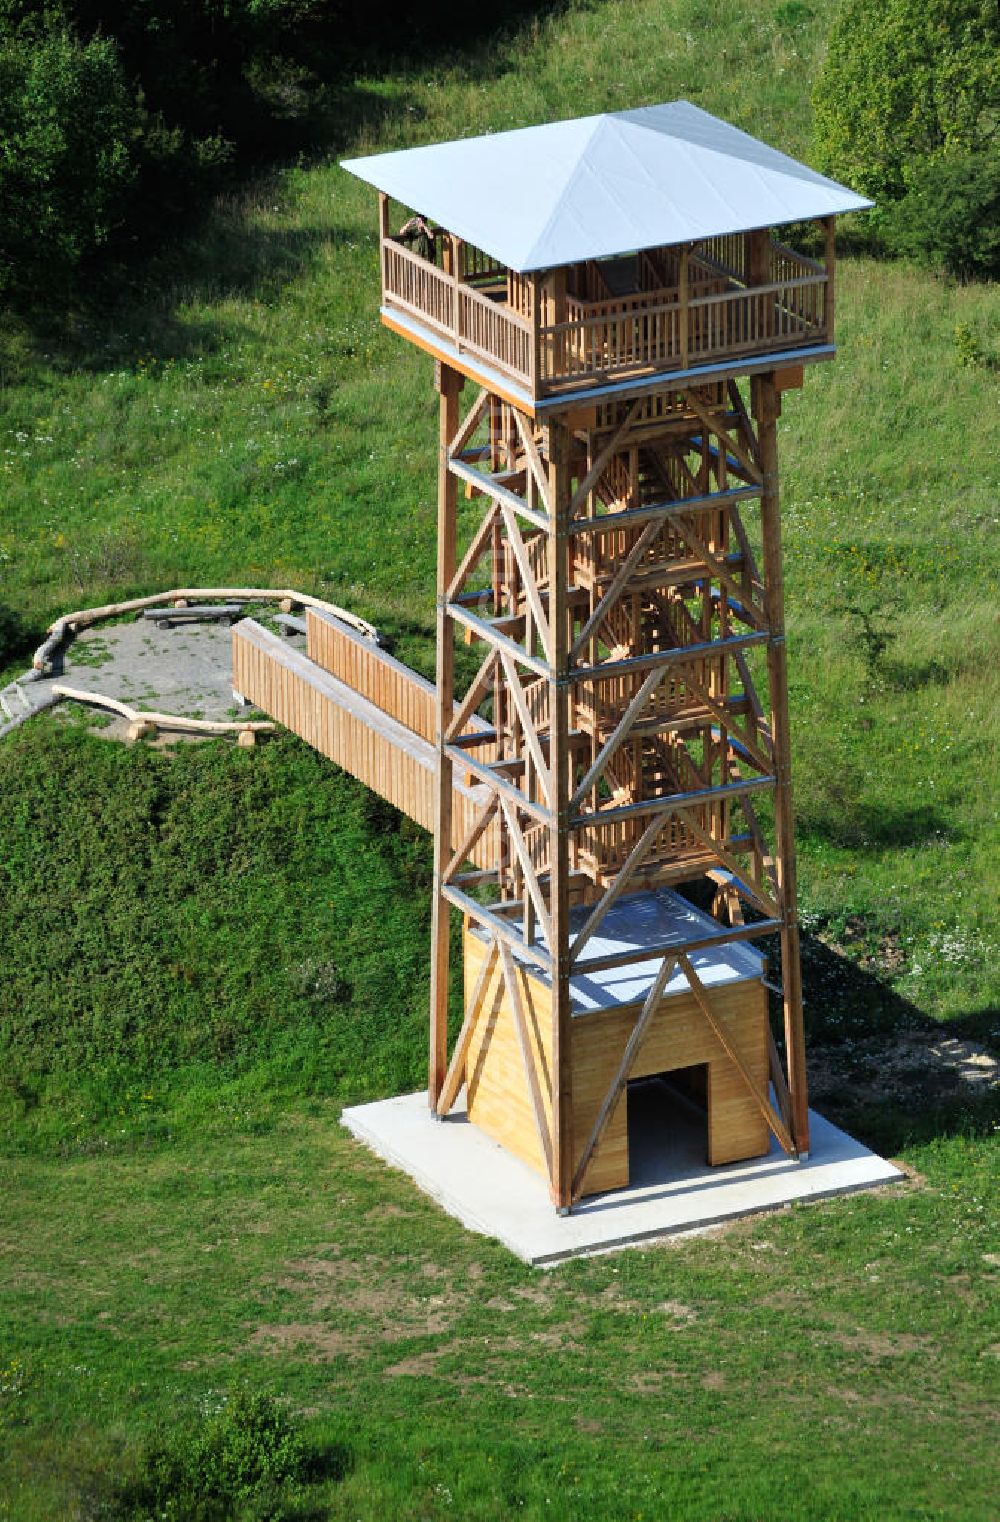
xmin=775 ymin=1 xmax=814 ymax=28
xmin=107 ymin=1390 xmax=327 ymax=1520
xmin=812 ymin=0 xmax=1000 ymax=202
xmin=882 ymin=151 xmax=1000 ymax=282
xmin=0 ymin=20 xmax=139 ymax=292
xmin=0 ymin=726 xmax=435 ymax=1125
xmin=0 ymin=1 xmax=548 ymax=296
xmin=0 ymin=602 xmax=37 ymax=667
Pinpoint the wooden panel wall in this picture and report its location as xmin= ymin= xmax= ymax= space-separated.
xmin=307 ymin=610 xmax=438 ymax=744
xmin=307 ymin=609 xmax=496 ymax=755
xmin=464 ymin=932 xmax=555 ymax=1177
xmin=233 ymin=619 xmax=496 ymax=865
xmin=572 ymin=981 xmax=769 ymax=1190
xmin=462 ymin=920 xmax=769 ymax=1197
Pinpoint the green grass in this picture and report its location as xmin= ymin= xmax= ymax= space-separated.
xmin=1 ymin=0 xmax=998 ymax=1516
xmin=2 ymin=1112 xmax=997 ymax=1521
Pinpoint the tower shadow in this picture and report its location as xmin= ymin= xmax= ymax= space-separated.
xmin=783 ymin=932 xmax=999 ymax=1155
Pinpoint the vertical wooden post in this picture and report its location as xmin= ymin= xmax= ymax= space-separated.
xmin=679 ymin=244 xmax=689 ymax=368
xmin=748 ymin=227 xmax=770 ymax=283
xmin=542 ymin=269 xmax=567 ymax=392
xmin=749 ymin=228 xmax=772 ymax=342
xmin=429 ymin=360 xmax=462 ymax=1111
xmin=449 ymin=234 xmax=463 ymax=345
xmin=378 ymin=192 xmax=390 ymax=297
xmin=551 ymin=266 xmax=567 ymax=326
xmin=547 ymin=416 xmax=574 ymax=1210
xmin=752 ymin=372 xmax=809 ymax=1155
xmin=823 ymin=215 xmax=836 ymax=346
xmin=529 ymin=275 xmax=541 ymax=400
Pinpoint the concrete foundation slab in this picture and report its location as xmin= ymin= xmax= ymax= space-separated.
xmin=341 ymin=1090 xmax=904 ymax=1266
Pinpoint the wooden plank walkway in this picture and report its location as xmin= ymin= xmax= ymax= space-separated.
xmin=232 ymin=618 xmax=497 ymax=866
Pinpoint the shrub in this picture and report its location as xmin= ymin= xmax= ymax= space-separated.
xmin=0 ymin=603 xmax=36 ymax=668
xmin=0 ymin=21 xmax=139 ymax=293
xmin=882 ymin=151 xmax=1000 ymax=282
xmin=113 ymin=1389 xmax=312 ymax=1521
xmin=813 ymin=0 xmax=1000 ymax=203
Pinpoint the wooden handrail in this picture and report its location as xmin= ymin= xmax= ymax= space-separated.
xmin=688 ymin=273 xmax=826 ymax=308
xmin=458 ymin=278 xmax=531 ymax=334
xmin=771 ymin=239 xmax=824 ymax=275
xmin=541 ymin=295 xmax=683 ymax=336
xmin=380 ymin=228 xmax=829 ymax=394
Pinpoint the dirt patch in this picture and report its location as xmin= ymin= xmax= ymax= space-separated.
xmin=508 ymin=1282 xmax=554 ymax=1306
xmin=529 ymin=1328 xmax=582 ymax=1349
xmin=760 ymin=1289 xmax=805 ymax=1311
xmin=597 ymin=1283 xmax=697 ymax=1323
xmin=281 ymin=1253 xmax=346 ymax=1279
xmin=250 ymin=1321 xmax=365 ymax=1361
xmin=252 ymin=1248 xmax=466 ymax=1361
xmin=384 ymin=1345 xmax=460 ymax=1378
xmin=809 ymin=1029 xmax=998 ymax=1108
xmin=701 ymin=1370 xmax=726 ymax=1391
xmin=830 ymin=1329 xmax=936 ymax=1360
xmin=627 ymin=1370 xmax=681 ymax=1393
xmin=277 ymin=1258 xmax=389 ymax=1318
xmin=653 ymin=1299 xmax=698 ymax=1324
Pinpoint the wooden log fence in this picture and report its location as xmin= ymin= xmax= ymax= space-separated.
xmin=32 ymin=587 xmax=380 ymax=673
xmin=51 ymin=684 xmax=275 ymax=743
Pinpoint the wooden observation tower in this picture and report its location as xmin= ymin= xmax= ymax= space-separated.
xmin=242 ymin=102 xmax=871 ymax=1214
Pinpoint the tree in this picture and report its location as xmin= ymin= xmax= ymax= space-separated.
xmin=0 ymin=22 xmax=139 ymax=294
xmin=882 ymin=150 xmax=1000 ymax=282
xmin=812 ymin=0 xmax=1000 ymax=203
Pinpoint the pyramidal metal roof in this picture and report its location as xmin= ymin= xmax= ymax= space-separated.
xmin=341 ymin=101 xmax=872 ymax=274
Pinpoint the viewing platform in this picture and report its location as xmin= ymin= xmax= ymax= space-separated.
xmin=379 ymin=225 xmax=831 ymax=401
xmin=345 ymin=101 xmax=869 ymax=411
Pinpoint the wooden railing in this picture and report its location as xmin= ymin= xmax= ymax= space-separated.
xmin=382 ymin=238 xmax=456 ymax=339
xmin=380 ymin=232 xmax=829 ymax=398
xmin=541 ymin=273 xmax=826 ymax=386
xmin=383 ymin=236 xmax=533 ymax=388
xmin=686 ymin=276 xmax=827 ymax=362
xmin=544 ymin=297 xmax=684 ymax=383
xmin=463 ymin=243 xmax=507 ymax=287
xmin=458 ymin=283 xmax=533 ymax=379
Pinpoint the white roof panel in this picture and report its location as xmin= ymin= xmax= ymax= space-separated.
xmin=342 ymin=101 xmax=872 ymax=272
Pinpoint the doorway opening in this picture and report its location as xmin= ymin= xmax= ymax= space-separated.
xmin=627 ymin=1065 xmax=710 ymax=1185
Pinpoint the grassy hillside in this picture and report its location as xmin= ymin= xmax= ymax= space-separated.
xmin=1 ymin=1 xmax=998 ymax=1517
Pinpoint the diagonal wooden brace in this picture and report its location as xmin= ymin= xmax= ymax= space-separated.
xmin=500 ymin=797 xmax=553 ymax=947
xmin=499 ymin=942 xmax=554 ymax=1181
xmin=675 ymin=951 xmax=795 ymax=1157
xmin=436 ymin=938 xmax=499 ymax=1117
xmin=510 ymin=407 xmax=552 ymax=515
xmin=571 ymin=955 xmax=678 ymax=1200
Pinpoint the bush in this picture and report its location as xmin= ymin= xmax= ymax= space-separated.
xmin=0 ymin=2 xmax=550 ymax=298
xmin=882 ymin=151 xmax=1000 ymax=281
xmin=113 ymin=1390 xmax=313 ymax=1521
xmin=0 ymin=21 xmax=139 ymax=293
xmin=813 ymin=0 xmax=1000 ymax=203
xmin=0 ymin=603 xmax=37 ymax=668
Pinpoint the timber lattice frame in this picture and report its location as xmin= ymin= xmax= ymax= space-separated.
xmin=429 ymin=361 xmax=809 ymax=1210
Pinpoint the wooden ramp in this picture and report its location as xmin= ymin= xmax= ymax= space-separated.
xmin=232 ymin=612 xmax=497 ymax=865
